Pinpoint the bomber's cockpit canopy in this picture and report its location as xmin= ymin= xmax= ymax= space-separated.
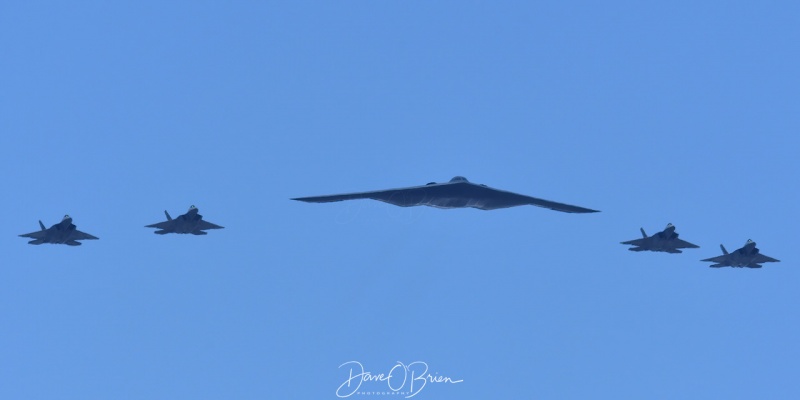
xmin=449 ymin=176 xmax=469 ymax=183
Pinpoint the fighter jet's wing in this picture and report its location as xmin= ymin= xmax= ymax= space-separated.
xmin=753 ymin=254 xmax=780 ymax=263
xmin=702 ymin=255 xmax=729 ymax=264
xmin=621 ymin=238 xmax=647 ymax=246
xmin=146 ymin=220 xmax=174 ymax=230
xmin=196 ymin=220 xmax=224 ymax=230
xmin=71 ymin=230 xmax=99 ymax=240
xmin=672 ymin=238 xmax=700 ymax=249
xmin=19 ymin=230 xmax=47 ymax=239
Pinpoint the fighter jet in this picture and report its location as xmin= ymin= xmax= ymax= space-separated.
xmin=620 ymin=223 xmax=700 ymax=253
xmin=19 ymin=215 xmax=99 ymax=246
xmin=145 ymin=205 xmax=224 ymax=235
xmin=292 ymin=176 xmax=599 ymax=213
xmin=701 ymin=239 xmax=780 ymax=268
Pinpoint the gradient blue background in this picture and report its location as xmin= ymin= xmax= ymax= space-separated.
xmin=2 ymin=1 xmax=798 ymax=399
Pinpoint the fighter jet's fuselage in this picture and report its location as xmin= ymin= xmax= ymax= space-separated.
xmin=169 ymin=213 xmax=205 ymax=234
xmin=42 ymin=217 xmax=77 ymax=242
xmin=656 ymin=226 xmax=677 ymax=240
xmin=739 ymin=242 xmax=757 ymax=254
xmin=727 ymin=245 xmax=761 ymax=267
xmin=638 ymin=238 xmax=680 ymax=252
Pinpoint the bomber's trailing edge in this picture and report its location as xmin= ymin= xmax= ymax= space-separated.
xmin=19 ymin=215 xmax=99 ymax=246
xmin=621 ymin=223 xmax=699 ymax=254
xmin=292 ymin=176 xmax=599 ymax=213
xmin=701 ymin=239 xmax=779 ymax=268
xmin=145 ymin=205 xmax=224 ymax=235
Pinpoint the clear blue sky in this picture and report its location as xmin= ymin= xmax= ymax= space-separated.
xmin=2 ymin=1 xmax=798 ymax=399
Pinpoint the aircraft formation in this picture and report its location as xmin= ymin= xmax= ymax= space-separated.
xmin=620 ymin=223 xmax=779 ymax=268
xmin=21 ymin=176 xmax=780 ymax=268
xmin=20 ymin=206 xmax=224 ymax=245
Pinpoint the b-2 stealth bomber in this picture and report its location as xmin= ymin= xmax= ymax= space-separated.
xmin=701 ymin=239 xmax=780 ymax=268
xmin=621 ymin=223 xmax=699 ymax=253
xmin=145 ymin=205 xmax=224 ymax=235
xmin=19 ymin=215 xmax=99 ymax=246
xmin=292 ymin=176 xmax=599 ymax=213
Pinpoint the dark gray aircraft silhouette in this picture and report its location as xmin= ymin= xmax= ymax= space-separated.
xmin=701 ymin=239 xmax=780 ymax=268
xmin=621 ymin=223 xmax=699 ymax=253
xmin=19 ymin=215 xmax=99 ymax=246
xmin=145 ymin=205 xmax=224 ymax=235
xmin=292 ymin=176 xmax=599 ymax=213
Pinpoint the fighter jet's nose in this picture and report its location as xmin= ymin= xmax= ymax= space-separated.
xmin=449 ymin=176 xmax=469 ymax=183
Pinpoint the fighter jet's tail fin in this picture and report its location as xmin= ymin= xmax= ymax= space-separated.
xmin=39 ymin=220 xmax=46 ymax=231
xmin=164 ymin=210 xmax=173 ymax=221
xmin=720 ymin=244 xmax=729 ymax=255
xmin=640 ymin=228 xmax=647 ymax=238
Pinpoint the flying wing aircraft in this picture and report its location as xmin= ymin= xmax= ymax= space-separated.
xmin=621 ymin=223 xmax=700 ymax=253
xmin=145 ymin=205 xmax=224 ymax=235
xmin=19 ymin=215 xmax=99 ymax=246
xmin=292 ymin=176 xmax=599 ymax=213
xmin=701 ymin=239 xmax=780 ymax=268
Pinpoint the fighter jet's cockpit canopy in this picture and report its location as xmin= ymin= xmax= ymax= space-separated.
xmin=63 ymin=215 xmax=71 ymax=220
xmin=189 ymin=205 xmax=197 ymax=210
xmin=449 ymin=176 xmax=469 ymax=183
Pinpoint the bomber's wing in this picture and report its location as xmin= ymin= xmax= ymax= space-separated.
xmin=196 ymin=220 xmax=224 ymax=230
xmin=71 ymin=230 xmax=99 ymax=240
xmin=753 ymin=253 xmax=780 ymax=263
xmin=516 ymin=194 xmax=598 ymax=213
xmin=470 ymin=185 xmax=599 ymax=213
xmin=671 ymin=238 xmax=700 ymax=249
xmin=292 ymin=183 xmax=433 ymax=206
